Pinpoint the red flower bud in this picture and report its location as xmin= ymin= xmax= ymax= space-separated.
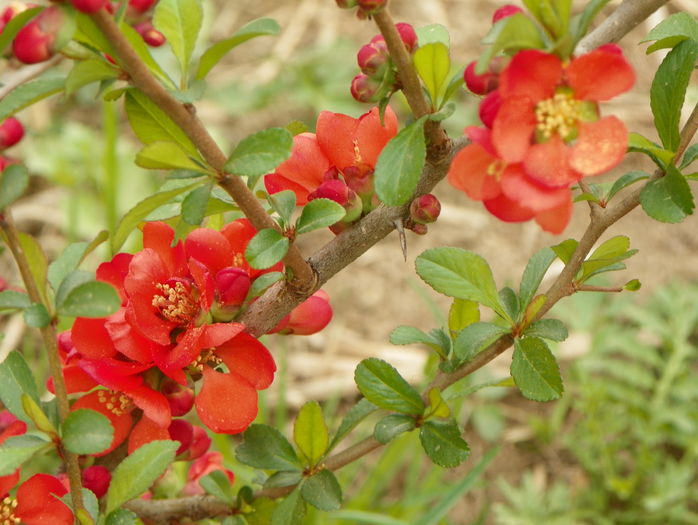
xmin=464 ymin=61 xmax=498 ymax=95
xmin=357 ymin=40 xmax=389 ymax=77
xmin=187 ymin=424 xmax=211 ymax=460
xmin=0 ymin=4 xmax=26 ymax=35
xmin=128 ymin=0 xmax=157 ymax=14
xmin=308 ymin=179 xmax=363 ymax=223
xmin=273 ymin=290 xmax=333 ymax=336
xmin=70 ymin=0 xmax=106 ymax=13
xmin=215 ymin=267 xmax=251 ymax=308
xmin=160 ymin=377 xmax=195 ymax=417
xmin=134 ymin=21 xmax=166 ymax=47
xmin=169 ymin=419 xmax=194 ymax=456
xmin=479 ymin=90 xmax=501 ymax=128
xmin=410 ymin=194 xmax=441 ymax=224
xmin=409 ymin=222 xmax=428 ymax=235
xmin=396 ymin=22 xmax=417 ymax=53
xmin=351 ymin=73 xmax=379 ymax=103
xmin=492 ymin=4 xmax=523 ymax=24
xmin=12 ymin=6 xmax=63 ymax=64
xmin=82 ymin=466 xmax=111 ymax=499
xmin=0 ymin=118 xmax=24 ymax=149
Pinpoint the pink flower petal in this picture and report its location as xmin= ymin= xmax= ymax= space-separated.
xmin=523 ymin=135 xmax=581 ymax=188
xmin=567 ymin=48 xmax=635 ymax=101
xmin=447 ymin=143 xmax=502 ymax=201
xmin=500 ymin=165 xmax=572 ymax=212
xmin=499 ymin=49 xmax=562 ymax=102
xmin=570 ymin=117 xmax=628 ymax=176
xmin=535 ymin=198 xmax=573 ymax=234
xmin=483 ymin=193 xmax=535 ymax=222
xmin=492 ymin=95 xmax=537 ymax=163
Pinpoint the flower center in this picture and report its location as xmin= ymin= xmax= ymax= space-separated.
xmin=152 ymin=281 xmax=199 ymax=325
xmin=232 ymin=253 xmax=245 ymax=268
xmin=0 ymin=496 xmax=19 ymax=524
xmin=352 ymin=139 xmax=363 ymax=165
xmin=487 ymin=158 xmax=507 ymax=180
xmin=535 ymin=92 xmax=581 ymax=140
xmin=190 ymin=349 xmax=223 ymax=372
xmin=97 ymin=389 xmax=133 ymax=416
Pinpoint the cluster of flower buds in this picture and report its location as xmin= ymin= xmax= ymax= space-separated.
xmin=405 ymin=193 xmax=441 ymax=235
xmin=351 ymin=22 xmax=417 ymax=103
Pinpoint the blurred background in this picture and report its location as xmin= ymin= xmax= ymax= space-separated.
xmin=1 ymin=0 xmax=697 ymax=523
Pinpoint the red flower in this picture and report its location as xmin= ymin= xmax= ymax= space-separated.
xmin=265 ymin=106 xmax=398 ymax=212
xmin=0 ymin=474 xmax=74 ymax=525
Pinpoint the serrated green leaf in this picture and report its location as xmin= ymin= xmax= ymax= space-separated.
xmin=105 ymin=440 xmax=179 ymax=514
xmin=0 ymin=6 xmax=42 ymax=56
xmin=373 ymin=414 xmax=416 ymax=444
xmin=272 ymin=488 xmax=306 ymax=525
xmin=181 ymin=184 xmax=213 ymax=225
xmin=111 ymin=182 xmax=199 ymax=253
xmin=199 ymin=470 xmax=234 ymax=504
xmin=293 ymin=401 xmax=329 ymax=466
xmin=552 ymin=238 xmax=578 ymax=264
xmin=264 ymin=470 xmax=303 ymax=489
xmin=0 ymin=352 xmax=39 ymax=423
xmin=442 ymin=67 xmax=465 ymax=107
xmin=226 ymin=128 xmax=293 ymax=178
xmin=641 ymin=12 xmax=698 ymax=53
xmin=300 ymin=469 xmax=342 ymax=511
xmin=57 ymin=280 xmax=120 ymax=318
xmin=196 ymin=17 xmax=280 ymax=79
xmin=328 ymin=398 xmax=378 ymax=452
xmin=650 ymin=39 xmax=698 ymax=151
xmin=153 ymin=0 xmax=203 ymax=80
xmin=419 ymin=420 xmax=470 ymax=468
xmin=65 ymin=59 xmax=119 ymax=96
xmin=24 ymin=303 xmax=50 ymax=328
xmin=248 ymin=271 xmax=283 ymax=298
xmin=680 ymin=143 xmax=698 ymax=169
xmin=415 ymin=247 xmax=506 ymax=319
xmin=640 ymin=165 xmax=695 ymax=223
xmin=448 ymin=298 xmax=480 ymax=334
xmin=0 ymin=164 xmax=29 ymax=211
xmin=120 ymin=22 xmax=174 ymax=87
xmin=498 ymin=287 xmax=520 ymax=322
xmin=62 ymin=409 xmax=114 ymax=455
xmin=374 ymin=116 xmax=427 ymax=206
xmin=589 ymin=235 xmax=630 ymax=261
xmin=296 ymin=199 xmax=345 ymax=234
xmin=453 ymin=322 xmax=507 ymax=362
xmin=606 ymin=171 xmax=650 ymax=202
xmin=413 ymin=42 xmax=450 ymax=105
xmin=0 ymin=435 xmax=50 ymax=476
xmin=389 ymin=326 xmax=438 ymax=346
xmin=0 ymin=290 xmax=30 ymax=311
xmin=627 ymin=132 xmax=674 ymax=169
xmin=236 ymin=424 xmax=302 ymax=471
xmin=427 ymin=388 xmax=450 ymax=419
xmin=524 ymin=318 xmax=568 ymax=342
xmin=268 ymin=190 xmax=297 ymax=226
xmin=77 ymin=488 xmax=99 ymax=524
xmin=519 ymin=247 xmax=555 ymax=309
xmin=511 ymin=337 xmax=563 ymax=401
xmin=244 ymin=228 xmax=289 ymax=270
xmin=476 ymin=13 xmax=545 ymax=74
xmin=48 ymin=235 xmax=108 ymax=293
xmin=354 ymin=358 xmax=425 ymax=415
xmin=0 ymin=77 xmax=65 ymax=121
xmin=136 ymin=141 xmax=210 ymax=173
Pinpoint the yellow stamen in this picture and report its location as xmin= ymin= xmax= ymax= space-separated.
xmin=97 ymin=390 xmax=132 ymax=417
xmin=0 ymin=496 xmax=20 ymax=525
xmin=535 ymin=92 xmax=581 ymax=140
xmin=152 ymin=281 xmax=199 ymax=324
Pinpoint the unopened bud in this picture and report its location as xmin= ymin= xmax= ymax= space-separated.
xmin=492 ymin=4 xmax=523 ymax=23
xmin=134 ymin=20 xmax=166 ymax=47
xmin=70 ymin=0 xmax=106 ymax=13
xmin=169 ymin=419 xmax=194 ymax=456
xmin=479 ymin=90 xmax=501 ymax=129
xmin=12 ymin=6 xmax=63 ymax=64
xmin=160 ymin=377 xmax=195 ymax=417
xmin=464 ymin=61 xmax=498 ymax=95
xmin=187 ymin=424 xmax=211 ymax=460
xmin=273 ymin=290 xmax=333 ymax=336
xmin=409 ymin=194 xmax=441 ymax=224
xmin=82 ymin=466 xmax=111 ymax=499
xmin=128 ymin=0 xmax=157 ymax=13
xmin=0 ymin=118 xmax=24 ymax=149
xmin=215 ymin=267 xmax=250 ymax=308
xmin=351 ymin=73 xmax=379 ymax=103
xmin=309 ymin=179 xmax=363 ymax=223
xmin=357 ymin=40 xmax=389 ymax=77
xmin=409 ymin=222 xmax=428 ymax=235
xmin=396 ymin=22 xmax=418 ymax=52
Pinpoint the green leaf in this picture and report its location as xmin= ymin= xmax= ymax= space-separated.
xmin=453 ymin=322 xmax=507 ymax=362
xmin=245 ymin=228 xmax=289 ymax=270
xmin=511 ymin=337 xmax=563 ymax=402
xmin=57 ymin=278 xmax=120 ymax=318
xmin=124 ymin=90 xmax=198 ymax=156
xmin=680 ymin=143 xmax=698 ymax=169
xmin=606 ymin=171 xmax=650 ymax=202
xmin=588 ymin=235 xmax=630 ymax=260
xmin=225 ymin=128 xmax=293 ymax=178
xmin=415 ymin=24 xmax=450 ymax=46
xmin=0 ymin=434 xmax=50 ymax=476
xmin=0 ymin=352 xmax=39 ymax=423
xmin=519 ymin=247 xmax=556 ymax=309
xmin=624 ymin=279 xmax=642 ymax=291
xmin=62 ymin=409 xmax=114 ymax=455
xmin=476 ymin=13 xmax=545 ymax=74
xmin=0 ymin=290 xmax=31 ymax=310
xmin=268 ymin=190 xmax=297 ymax=226
xmin=236 ymin=424 xmax=302 ymax=471
xmin=264 ymin=470 xmax=304 ymax=489
xmin=16 ymin=232 xmax=48 ymax=305
xmin=413 ymin=42 xmax=450 ymax=105
xmin=111 ymin=182 xmax=199 ymax=253
xmin=415 ymin=247 xmax=506 ymax=319
xmin=120 ymin=22 xmax=174 ymax=88
xmin=74 ymin=12 xmax=115 ymax=56
xmin=0 ymin=6 xmax=42 ymax=56
xmin=300 ymin=469 xmax=342 ymax=511
xmin=199 ymin=470 xmax=234 ymax=504
xmin=524 ymin=319 xmax=568 ymax=342
xmin=448 ymin=298 xmax=480 ymax=334
xmin=389 ymin=326 xmax=439 ymax=347
xmin=196 ymin=18 xmax=280 ymax=80
xmin=0 ymin=164 xmax=29 ymax=211
xmin=640 ymin=165 xmax=695 ymax=223
xmin=22 ymin=394 xmax=56 ymax=435
xmin=0 ymin=77 xmax=65 ymax=121
xmin=248 ymin=271 xmax=284 ymax=298
xmin=374 ymin=116 xmax=427 ymax=206
xmin=293 ymin=401 xmax=329 ymax=466
xmin=105 ymin=440 xmax=179 ymax=514
xmin=23 ymin=304 xmax=50 ymax=328
xmin=627 ymin=132 xmax=674 ymax=169
xmin=373 ymin=414 xmax=416 ymax=444
xmin=569 ymin=0 xmax=610 ymax=46
xmin=136 ymin=141 xmax=210 ymax=172
xmin=105 ymin=509 xmax=139 ymax=525
xmin=498 ymin=287 xmax=520 ymax=322
xmin=328 ymin=398 xmax=378 ymax=452
xmin=418 ymin=420 xmax=470 ymax=468
xmin=552 ymin=238 xmax=578 ymax=264
xmin=48 ymin=233 xmax=108 ymax=293
xmin=153 ymin=0 xmax=203 ymax=79
xmin=650 ymin=39 xmax=698 ymax=151
xmin=354 ymin=358 xmax=425 ymax=415
xmin=426 ymin=388 xmax=450 ymax=419
xmin=77 ymin=488 xmax=100 ymax=524
xmin=65 ymin=59 xmax=119 ymax=96
xmin=296 ymin=199 xmax=346 ymax=234
xmin=271 ymin=488 xmax=305 ymax=525
xmin=181 ymin=184 xmax=213 ymax=225
xmin=641 ymin=12 xmax=698 ymax=53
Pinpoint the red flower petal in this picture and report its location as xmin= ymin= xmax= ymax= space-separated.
xmin=128 ymin=386 xmax=171 ymax=428
xmin=71 ymin=392 xmax=133 ymax=455
xmin=570 ymin=117 xmax=628 ymax=176
xmin=71 ymin=317 xmax=118 ymax=360
xmin=0 ymin=470 xmax=20 ymax=498
xmin=199 ymin=322 xmax=245 ymax=348
xmin=499 ymin=50 xmax=562 ymax=102
xmin=188 ymin=258 xmax=214 ymax=312
xmin=535 ymin=198 xmax=573 ymax=234
xmin=185 ymin=228 xmax=234 ymax=275
xmin=96 ymin=252 xmax=133 ymax=302
xmin=567 ymin=48 xmax=635 ymax=101
xmin=354 ymin=105 xmax=398 ymax=167
xmin=447 ymin=143 xmax=502 ymax=201
xmin=127 ymin=416 xmax=170 ymax=454
xmin=196 ymin=366 xmax=258 ymax=434
xmin=56 ymin=365 xmax=99 ymax=394
xmin=265 ymin=173 xmax=315 ymax=205
xmin=104 ymin=309 xmax=158 ymax=363
xmin=0 ymin=420 xmax=27 ymax=446
xmin=492 ymin=95 xmax=537 ymax=163
xmin=523 ymin=135 xmax=580 ymax=188
xmin=142 ymin=222 xmax=187 ymax=276
xmin=161 ymin=326 xmax=204 ymax=371
xmin=216 ymin=333 xmax=276 ymax=390
xmin=500 ymin=165 xmax=572 ymax=212
xmin=483 ymin=193 xmax=535 ymax=222
xmin=16 ymin=474 xmax=73 ymax=525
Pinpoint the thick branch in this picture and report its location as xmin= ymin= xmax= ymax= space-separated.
xmin=88 ymin=10 xmax=316 ymax=290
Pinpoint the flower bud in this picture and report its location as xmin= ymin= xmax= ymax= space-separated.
xmin=184 ymin=452 xmax=233 ymax=496
xmin=273 ymin=290 xmax=333 ymax=336
xmin=82 ymin=466 xmax=111 ymax=499
xmin=160 ymin=377 xmax=195 ymax=416
xmin=409 ymin=194 xmax=441 ymax=224
xmin=187 ymin=424 xmax=211 ymax=460
xmin=128 ymin=0 xmax=157 ymax=14
xmin=308 ymin=179 xmax=363 ymax=223
xmin=134 ymin=20 xmax=166 ymax=47
xmin=492 ymin=4 xmax=523 ymax=23
xmin=357 ymin=40 xmax=389 ymax=77
xmin=351 ymin=73 xmax=379 ymax=103
xmin=215 ymin=267 xmax=250 ymax=308
xmin=70 ymin=0 xmax=106 ymax=13
xmin=479 ymin=90 xmax=501 ymax=129
xmin=0 ymin=4 xmax=26 ymax=35
xmin=0 ymin=118 xmax=24 ymax=150
xmin=409 ymin=222 xmax=428 ymax=235
xmin=12 ymin=6 xmax=63 ymax=64
xmin=396 ymin=22 xmax=418 ymax=53
xmin=168 ymin=419 xmax=193 ymax=456
xmin=464 ymin=61 xmax=498 ymax=95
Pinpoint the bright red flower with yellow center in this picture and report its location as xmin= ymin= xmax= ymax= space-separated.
xmin=0 ymin=474 xmax=74 ymax=525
